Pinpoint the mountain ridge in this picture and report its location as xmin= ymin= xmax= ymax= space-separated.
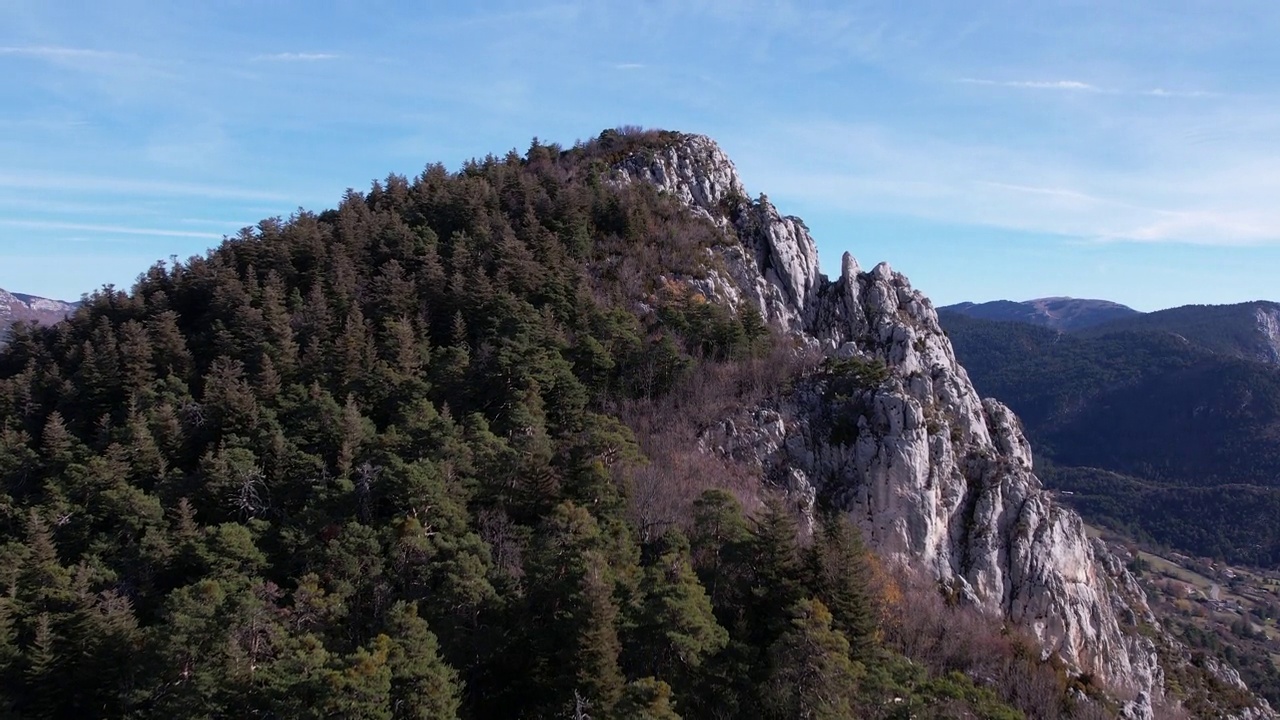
xmin=935 ymin=308 xmax=1280 ymax=563
xmin=0 ymin=287 xmax=77 ymax=342
xmin=943 ymin=297 xmax=1141 ymax=331
xmin=944 ymin=297 xmax=1280 ymax=365
xmin=1079 ymin=300 xmax=1280 ymax=365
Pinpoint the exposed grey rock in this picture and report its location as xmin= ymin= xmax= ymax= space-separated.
xmin=612 ymin=134 xmax=822 ymax=334
xmin=612 ymin=132 xmax=1274 ymax=716
xmin=1121 ymin=691 xmax=1153 ymax=720
xmin=1257 ymin=305 xmax=1280 ymax=364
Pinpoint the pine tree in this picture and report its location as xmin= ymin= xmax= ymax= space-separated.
xmin=629 ymin=530 xmax=726 ymax=693
xmin=746 ymin=500 xmax=804 ymax=648
xmin=322 ymin=635 xmax=393 ymax=720
xmin=117 ymin=319 xmax=155 ymax=400
xmin=0 ymin=599 xmax=20 ymax=715
xmin=18 ymin=511 xmax=71 ymax=612
xmin=524 ymin=502 xmax=625 ymax=716
xmin=147 ymin=309 xmax=193 ymax=381
xmin=616 ymin=677 xmax=682 ymax=720
xmin=688 ymin=489 xmax=752 ymax=617
xmin=803 ymin=512 xmax=878 ymax=661
xmin=762 ymin=599 xmax=861 ymax=720
xmin=24 ymin=612 xmax=60 ymax=719
xmin=383 ymin=602 xmax=462 ymax=720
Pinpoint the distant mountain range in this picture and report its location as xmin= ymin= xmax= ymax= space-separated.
xmin=0 ymin=288 xmax=78 ymax=341
xmin=1074 ymin=301 xmax=1280 ymax=365
xmin=943 ymin=297 xmax=1280 ymax=364
xmin=937 ymin=298 xmax=1280 ymax=566
xmin=941 ymin=297 xmax=1140 ymax=331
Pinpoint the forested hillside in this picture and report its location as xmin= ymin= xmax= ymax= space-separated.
xmin=1077 ymin=301 xmax=1280 ymax=364
xmin=938 ymin=310 xmax=1280 ymax=565
xmin=0 ymin=130 xmax=1113 ymax=719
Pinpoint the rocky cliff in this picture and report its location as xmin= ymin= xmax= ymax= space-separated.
xmin=614 ymin=133 xmax=1274 ymax=718
xmin=1257 ymin=305 xmax=1280 ymax=364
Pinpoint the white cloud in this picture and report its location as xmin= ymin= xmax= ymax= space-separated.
xmin=960 ymin=79 xmax=1220 ymax=99
xmin=0 ymin=172 xmax=296 ymax=202
xmin=0 ymin=45 xmax=124 ymax=60
xmin=959 ymin=78 xmax=1101 ymax=91
xmin=612 ymin=62 xmax=646 ymax=70
xmin=0 ymin=219 xmax=224 ymax=240
xmin=253 ymin=52 xmax=340 ymax=62
xmin=1144 ymin=88 xmax=1216 ymax=98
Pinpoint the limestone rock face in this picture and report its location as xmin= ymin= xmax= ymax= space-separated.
xmin=614 ymin=131 xmax=1280 ymax=716
xmin=698 ymin=262 xmax=1163 ymax=697
xmin=1256 ymin=305 xmax=1280 ymax=364
xmin=614 ymin=132 xmax=1169 ymax=702
xmin=613 ymin=134 xmax=822 ymax=333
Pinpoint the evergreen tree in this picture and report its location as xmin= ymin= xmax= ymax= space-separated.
xmin=803 ymin=512 xmax=877 ymax=660
xmin=617 ymin=677 xmax=683 ymax=720
xmin=383 ymin=602 xmax=462 ymax=720
xmin=745 ymin=500 xmax=804 ymax=648
xmin=523 ymin=502 xmax=625 ymax=716
xmin=628 ymin=529 xmax=726 ymax=694
xmin=688 ymin=489 xmax=751 ymax=617
xmin=762 ymin=599 xmax=861 ymax=720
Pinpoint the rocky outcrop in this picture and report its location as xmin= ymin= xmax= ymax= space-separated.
xmin=1256 ymin=306 xmax=1280 ymax=364
xmin=613 ymin=136 xmax=822 ymax=334
xmin=611 ymin=132 xmax=1275 ymax=715
xmin=694 ymin=262 xmax=1163 ymax=698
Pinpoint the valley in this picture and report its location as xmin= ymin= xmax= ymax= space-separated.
xmin=1087 ymin=522 xmax=1280 ymax=707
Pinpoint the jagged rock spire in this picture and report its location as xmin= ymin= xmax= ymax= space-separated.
xmin=611 ymin=132 xmax=1175 ymax=711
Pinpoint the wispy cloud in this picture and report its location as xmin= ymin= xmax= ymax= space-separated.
xmin=1144 ymin=88 xmax=1217 ymax=98
xmin=0 ymin=172 xmax=296 ymax=202
xmin=0 ymin=45 xmax=125 ymax=61
xmin=975 ymin=181 xmax=1134 ymax=208
xmin=612 ymin=62 xmax=645 ymax=70
xmin=959 ymin=78 xmax=1100 ymax=92
xmin=960 ymin=78 xmax=1219 ymax=99
xmin=0 ymin=219 xmax=225 ymax=240
xmin=253 ymin=52 xmax=340 ymax=62
xmin=178 ymin=218 xmax=256 ymax=228
xmin=733 ymin=118 xmax=1280 ymax=247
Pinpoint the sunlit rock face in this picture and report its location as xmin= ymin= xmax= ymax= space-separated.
xmin=1256 ymin=305 xmax=1280 ymax=364
xmin=615 ymin=133 xmax=1172 ymax=702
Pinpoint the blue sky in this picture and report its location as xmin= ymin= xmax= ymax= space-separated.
xmin=2 ymin=1 xmax=1279 ymax=311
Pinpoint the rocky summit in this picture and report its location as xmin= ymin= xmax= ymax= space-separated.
xmin=615 ymin=133 xmax=1271 ymax=718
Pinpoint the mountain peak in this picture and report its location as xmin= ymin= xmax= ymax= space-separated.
xmin=611 ymin=130 xmax=823 ymax=332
